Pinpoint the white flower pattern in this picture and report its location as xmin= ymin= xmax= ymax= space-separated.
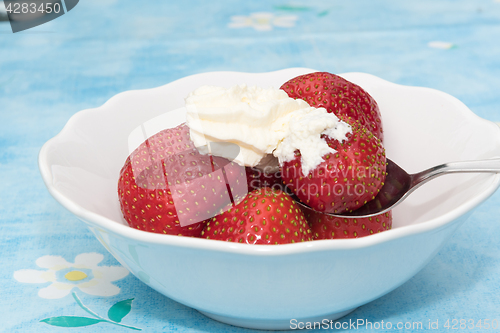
xmin=229 ymin=12 xmax=298 ymax=31
xmin=13 ymin=253 xmax=129 ymax=299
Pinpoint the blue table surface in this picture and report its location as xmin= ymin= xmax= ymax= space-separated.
xmin=1 ymin=0 xmax=500 ymax=332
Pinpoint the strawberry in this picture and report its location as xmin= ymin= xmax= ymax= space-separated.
xmin=305 ymin=208 xmax=393 ymax=239
xmin=280 ymin=72 xmax=384 ymax=142
xmin=246 ymin=167 xmax=283 ymax=191
xmin=280 ymin=121 xmax=386 ymax=214
xmin=118 ymin=123 xmax=248 ymax=237
xmin=201 ymin=187 xmax=312 ymax=244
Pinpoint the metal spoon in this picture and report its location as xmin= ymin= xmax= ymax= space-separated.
xmin=291 ymin=157 xmax=500 ymax=218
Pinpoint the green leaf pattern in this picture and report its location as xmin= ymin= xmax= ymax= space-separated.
xmin=40 ymin=292 xmax=141 ymax=330
xmin=40 ymin=316 xmax=104 ymax=327
xmin=108 ymin=298 xmax=134 ymax=323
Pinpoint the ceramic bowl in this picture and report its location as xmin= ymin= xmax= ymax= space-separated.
xmin=39 ymin=68 xmax=500 ymax=330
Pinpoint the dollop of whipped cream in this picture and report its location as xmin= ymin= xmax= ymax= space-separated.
xmin=185 ymin=85 xmax=352 ymax=175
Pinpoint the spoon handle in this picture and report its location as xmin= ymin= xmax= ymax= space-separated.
xmin=411 ymin=157 xmax=500 ymax=189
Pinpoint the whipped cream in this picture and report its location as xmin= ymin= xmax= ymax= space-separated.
xmin=185 ymin=85 xmax=352 ymax=175
xmin=273 ymin=108 xmax=352 ymax=175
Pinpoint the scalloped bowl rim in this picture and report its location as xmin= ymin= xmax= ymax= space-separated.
xmin=39 ymin=68 xmax=500 ymax=255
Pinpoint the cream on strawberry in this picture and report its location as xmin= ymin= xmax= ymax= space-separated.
xmin=273 ymin=107 xmax=352 ymax=175
xmin=186 ymin=85 xmax=298 ymax=167
xmin=185 ymin=84 xmax=352 ymax=175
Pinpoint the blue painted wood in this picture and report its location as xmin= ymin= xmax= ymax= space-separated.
xmin=1 ymin=0 xmax=499 ymax=331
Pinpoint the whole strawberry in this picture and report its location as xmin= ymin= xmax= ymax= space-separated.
xmin=280 ymin=72 xmax=384 ymax=142
xmin=281 ymin=121 xmax=386 ymax=214
xmin=118 ymin=123 xmax=248 ymax=237
xmin=202 ymin=188 xmax=312 ymax=244
xmin=305 ymin=208 xmax=393 ymax=239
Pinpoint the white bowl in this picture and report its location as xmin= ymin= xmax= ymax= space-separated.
xmin=39 ymin=68 xmax=500 ymax=330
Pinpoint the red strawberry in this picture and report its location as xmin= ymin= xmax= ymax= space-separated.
xmin=118 ymin=123 xmax=249 ymax=237
xmin=280 ymin=72 xmax=384 ymax=142
xmin=246 ymin=167 xmax=283 ymax=191
xmin=201 ymin=187 xmax=312 ymax=244
xmin=305 ymin=208 xmax=393 ymax=239
xmin=281 ymin=121 xmax=386 ymax=214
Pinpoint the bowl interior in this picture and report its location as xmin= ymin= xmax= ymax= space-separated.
xmin=40 ymin=69 xmax=500 ymax=235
